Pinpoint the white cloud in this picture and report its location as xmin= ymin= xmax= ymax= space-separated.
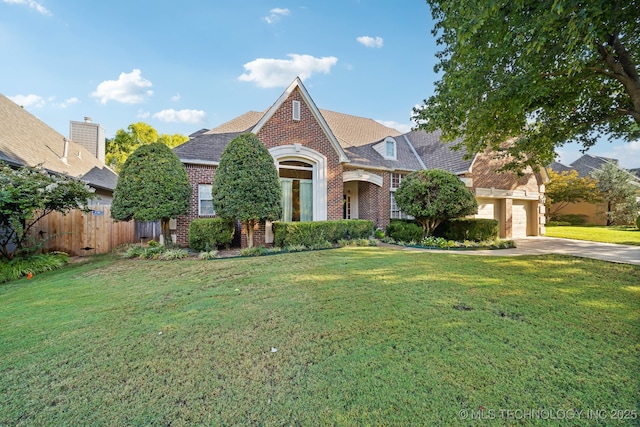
xmin=137 ymin=109 xmax=150 ymax=119
xmin=264 ymin=7 xmax=290 ymax=24
xmin=357 ymin=36 xmax=384 ymax=48
xmin=601 ymin=139 xmax=640 ymax=169
xmin=52 ymin=97 xmax=80 ymax=108
xmin=171 ymin=93 xmax=181 ymax=102
xmin=153 ymin=109 xmax=206 ymax=124
xmin=2 ymin=0 xmax=50 ymax=15
xmin=8 ymin=93 xmax=45 ymax=108
xmin=91 ymin=69 xmax=153 ymax=104
xmin=238 ymin=54 xmax=338 ymax=88
xmin=376 ymin=120 xmax=412 ymax=134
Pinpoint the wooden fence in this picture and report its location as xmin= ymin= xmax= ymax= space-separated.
xmin=29 ymin=206 xmax=136 ymax=256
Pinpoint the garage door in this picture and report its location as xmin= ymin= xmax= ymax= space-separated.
xmin=476 ymin=198 xmax=497 ymax=220
xmin=512 ymin=200 xmax=529 ymax=238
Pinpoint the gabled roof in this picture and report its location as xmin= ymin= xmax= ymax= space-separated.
xmin=569 ymin=154 xmax=617 ymax=177
xmin=547 ymin=161 xmax=574 ymax=173
xmin=343 ymin=136 xmax=423 ymax=171
xmin=174 ymin=132 xmax=243 ymax=165
xmin=404 ymin=130 xmax=475 ymax=174
xmin=0 ymin=94 xmax=118 ymax=191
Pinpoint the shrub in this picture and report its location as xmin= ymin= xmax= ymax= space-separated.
xmin=188 ymin=218 xmax=235 ymax=251
xmin=386 ymin=220 xmax=424 ymax=243
xmin=434 ymin=219 xmax=499 ymax=242
xmin=637 ymin=215 xmax=640 ymax=230
xmin=159 ymin=249 xmax=189 ymax=260
xmin=0 ymin=252 xmax=70 ymax=283
xmin=550 ymin=214 xmax=587 ymax=226
xmin=273 ymin=220 xmax=374 ymax=247
xmin=241 ymin=246 xmax=267 ymax=257
xmin=546 ymin=220 xmax=572 ymax=227
xmin=198 ymin=250 xmax=218 ymax=260
xmin=374 ymin=228 xmax=385 ymax=239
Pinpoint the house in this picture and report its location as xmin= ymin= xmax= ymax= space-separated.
xmin=0 ymin=94 xmax=117 ymax=203
xmin=174 ymin=78 xmax=547 ymax=246
xmin=548 ymin=154 xmax=640 ymax=225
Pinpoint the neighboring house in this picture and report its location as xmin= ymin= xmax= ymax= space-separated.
xmin=0 ymin=94 xmax=117 ymax=202
xmin=174 ymin=78 xmax=547 ymax=247
xmin=548 ymin=154 xmax=640 ymax=225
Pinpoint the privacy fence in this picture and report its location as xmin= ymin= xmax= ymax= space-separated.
xmin=29 ymin=206 xmax=136 ymax=256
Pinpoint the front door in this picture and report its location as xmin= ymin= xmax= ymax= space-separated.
xmin=343 ymin=181 xmax=359 ymax=219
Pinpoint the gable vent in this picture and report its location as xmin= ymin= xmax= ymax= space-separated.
xmin=292 ymin=100 xmax=301 ymax=121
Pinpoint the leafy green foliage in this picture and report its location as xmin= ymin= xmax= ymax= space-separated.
xmin=393 ymin=169 xmax=478 ymax=236
xmin=0 ymin=252 xmax=70 ymax=283
xmin=386 ymin=220 xmax=424 ymax=243
xmin=549 ymin=214 xmax=588 ymax=226
xmin=546 ymin=170 xmax=602 ymax=216
xmin=416 ymin=0 xmax=640 ymax=172
xmin=273 ymin=220 xmax=374 ymax=247
xmin=212 ymin=133 xmax=282 ymax=248
xmin=111 ymin=143 xmax=191 ymax=240
xmin=0 ymin=162 xmax=95 ymax=260
xmin=106 ymin=122 xmax=188 ymax=172
xmin=434 ymin=218 xmax=499 ymax=242
xmin=590 ymin=162 xmax=640 ymax=225
xmin=188 ymin=218 xmax=235 ymax=251
xmin=636 ymin=215 xmax=640 ymax=230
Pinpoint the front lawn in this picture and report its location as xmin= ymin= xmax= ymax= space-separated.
xmin=1 ymin=248 xmax=639 ymax=426
xmin=545 ymin=225 xmax=640 ymax=246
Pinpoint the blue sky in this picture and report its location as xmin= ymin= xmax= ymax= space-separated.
xmin=2 ymin=0 xmax=638 ymax=168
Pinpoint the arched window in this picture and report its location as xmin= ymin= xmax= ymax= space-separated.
xmin=279 ymin=160 xmax=313 ymax=221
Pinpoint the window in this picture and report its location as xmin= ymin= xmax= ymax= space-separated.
xmin=390 ymin=192 xmax=410 ymax=220
xmin=391 ymin=173 xmax=405 ymax=189
xmin=292 ymin=100 xmax=301 ymax=121
xmin=386 ymin=139 xmax=395 ymax=158
xmin=279 ymin=160 xmax=313 ymax=221
xmin=198 ymin=184 xmax=214 ymax=216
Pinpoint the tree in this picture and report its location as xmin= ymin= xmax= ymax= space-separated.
xmin=590 ymin=162 xmax=640 ymax=225
xmin=111 ymin=143 xmax=191 ymax=242
xmin=415 ymin=0 xmax=640 ymax=172
xmin=394 ymin=169 xmax=478 ymax=236
xmin=212 ymin=133 xmax=282 ymax=248
xmin=545 ymin=170 xmax=601 ymax=216
xmin=0 ymin=162 xmax=95 ymax=260
xmin=106 ymin=122 xmax=188 ymax=172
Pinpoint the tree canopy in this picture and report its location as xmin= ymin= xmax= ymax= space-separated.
xmin=545 ymin=170 xmax=601 ymax=216
xmin=0 ymin=162 xmax=95 ymax=260
xmin=393 ymin=169 xmax=477 ymax=236
xmin=212 ymin=133 xmax=282 ymax=248
xmin=106 ymin=122 xmax=188 ymax=172
xmin=415 ymin=0 xmax=640 ymax=172
xmin=590 ymin=162 xmax=640 ymax=225
xmin=111 ymin=143 xmax=191 ymax=241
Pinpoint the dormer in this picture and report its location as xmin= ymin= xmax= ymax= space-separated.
xmin=373 ymin=136 xmax=397 ymax=161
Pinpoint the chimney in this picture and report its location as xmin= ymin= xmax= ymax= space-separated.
xmin=84 ymin=117 xmax=92 ymax=123
xmin=61 ymin=138 xmax=69 ymax=164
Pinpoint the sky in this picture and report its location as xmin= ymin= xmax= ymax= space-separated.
xmin=1 ymin=0 xmax=639 ymax=169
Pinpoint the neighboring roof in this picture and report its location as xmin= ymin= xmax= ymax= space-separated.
xmin=209 ymin=111 xmax=264 ymax=134
xmin=174 ymin=132 xmax=243 ymax=164
xmin=0 ymin=94 xmax=118 ymax=191
xmin=569 ymin=154 xmax=617 ymax=177
xmin=629 ymin=168 xmax=640 ymax=179
xmin=404 ymin=130 xmax=474 ymax=174
xmin=547 ymin=161 xmax=574 ymax=173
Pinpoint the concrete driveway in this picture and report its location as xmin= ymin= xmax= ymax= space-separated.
xmin=399 ymin=237 xmax=640 ymax=266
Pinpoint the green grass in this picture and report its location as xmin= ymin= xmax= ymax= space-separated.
xmin=1 ymin=248 xmax=639 ymax=426
xmin=545 ymin=225 xmax=640 ymax=246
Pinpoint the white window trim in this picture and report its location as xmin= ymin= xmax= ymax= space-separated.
xmin=270 ymin=145 xmax=327 ymax=221
xmin=198 ymin=184 xmax=215 ymax=216
xmin=292 ymin=100 xmax=301 ymax=121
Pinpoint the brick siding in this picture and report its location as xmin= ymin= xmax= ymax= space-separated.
xmin=175 ymin=164 xmax=216 ymax=245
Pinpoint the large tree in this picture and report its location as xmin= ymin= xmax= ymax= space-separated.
xmin=394 ymin=169 xmax=478 ymax=237
xmin=415 ymin=0 xmax=640 ymax=172
xmin=212 ymin=133 xmax=282 ymax=248
xmin=111 ymin=143 xmax=191 ymax=242
xmin=106 ymin=122 xmax=188 ymax=172
xmin=0 ymin=162 xmax=95 ymax=260
xmin=590 ymin=161 xmax=640 ymax=225
xmin=545 ymin=170 xmax=602 ymax=217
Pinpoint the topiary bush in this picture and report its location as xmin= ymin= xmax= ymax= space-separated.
xmin=273 ymin=220 xmax=374 ymax=247
xmin=188 ymin=218 xmax=235 ymax=251
xmin=434 ymin=218 xmax=499 ymax=242
xmin=386 ymin=220 xmax=424 ymax=242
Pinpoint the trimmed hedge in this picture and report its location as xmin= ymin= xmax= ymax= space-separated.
xmin=273 ymin=220 xmax=374 ymax=247
xmin=550 ymin=214 xmax=587 ymax=226
xmin=386 ymin=220 xmax=424 ymax=242
xmin=188 ymin=218 xmax=235 ymax=251
xmin=434 ymin=218 xmax=499 ymax=242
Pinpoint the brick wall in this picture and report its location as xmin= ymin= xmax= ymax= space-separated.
xmin=343 ymin=167 xmax=391 ymax=230
xmin=175 ymin=164 xmax=216 ymax=245
xmin=472 ymin=151 xmax=541 ymax=193
xmin=256 ymin=87 xmax=344 ymax=221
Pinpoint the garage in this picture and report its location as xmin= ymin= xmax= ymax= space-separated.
xmin=512 ymin=200 xmax=530 ymax=238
